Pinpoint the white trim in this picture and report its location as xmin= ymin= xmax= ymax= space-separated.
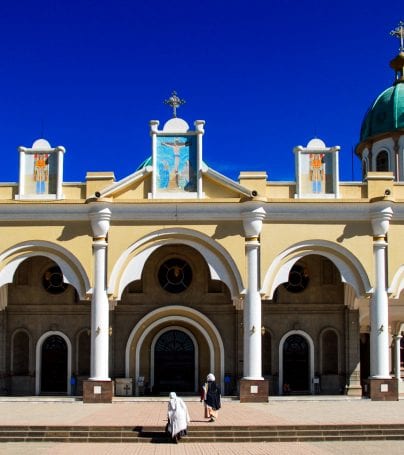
xmin=389 ymin=265 xmax=404 ymax=298
xmin=374 ymin=149 xmax=391 ymax=172
xmin=201 ymin=165 xmax=253 ymax=197
xmin=125 ymin=305 xmax=225 ymax=394
xmin=35 ymin=331 xmax=72 ymax=396
xmin=0 ymin=200 xmax=398 ymax=223
xmin=371 ymin=139 xmax=395 ymax=172
xmin=278 ymin=330 xmax=315 ymax=395
xmin=97 ymin=166 xmax=152 ymax=198
xmin=150 ymin=326 xmax=199 ymax=393
xmin=151 ymin=192 xmax=198 ymax=199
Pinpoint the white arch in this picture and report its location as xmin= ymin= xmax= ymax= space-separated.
xmin=371 ymin=139 xmax=395 ymax=173
xmin=0 ymin=241 xmax=90 ymax=300
xmin=374 ymin=149 xmax=391 ymax=172
xmin=262 ymin=240 xmax=371 ymax=299
xmin=150 ymin=326 xmax=199 ymax=393
xmin=389 ymin=265 xmax=404 ymax=298
xmin=125 ymin=305 xmax=225 ymax=393
xmin=109 ymin=228 xmax=244 ymax=300
xmin=35 ymin=331 xmax=72 ymax=395
xmin=278 ymin=330 xmax=315 ymax=395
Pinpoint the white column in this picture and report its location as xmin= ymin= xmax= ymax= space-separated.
xmin=333 ymin=149 xmax=340 ymax=198
xmin=88 ymin=205 xmax=111 ymax=381
xmin=56 ymin=146 xmax=65 ymax=200
xmin=194 ymin=120 xmax=205 ymax=198
xmin=394 ymin=334 xmax=402 ymax=381
xmin=149 ymin=120 xmax=159 ymax=198
xmin=369 ymin=201 xmax=393 ymax=379
xmin=17 ymin=148 xmax=26 ymax=197
xmin=242 ymin=205 xmax=265 ymax=380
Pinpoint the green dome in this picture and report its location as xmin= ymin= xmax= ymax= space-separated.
xmin=136 ymin=156 xmax=152 ymax=170
xmin=360 ymin=83 xmax=404 ymax=141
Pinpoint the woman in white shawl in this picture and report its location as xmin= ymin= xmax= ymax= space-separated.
xmin=167 ymin=392 xmax=190 ymax=443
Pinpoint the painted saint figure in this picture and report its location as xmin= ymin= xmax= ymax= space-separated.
xmin=33 ymin=153 xmax=49 ymax=194
xmin=309 ymin=153 xmax=325 ymax=193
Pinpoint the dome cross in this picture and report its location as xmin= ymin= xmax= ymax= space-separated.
xmin=390 ymin=21 xmax=404 ymax=52
xmin=164 ymin=91 xmax=186 ymax=118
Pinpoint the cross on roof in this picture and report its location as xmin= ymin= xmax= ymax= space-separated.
xmin=164 ymin=91 xmax=186 ymax=118
xmin=390 ymin=21 xmax=404 ymax=52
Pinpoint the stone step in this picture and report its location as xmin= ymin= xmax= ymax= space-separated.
xmin=0 ymin=425 xmax=403 ymax=443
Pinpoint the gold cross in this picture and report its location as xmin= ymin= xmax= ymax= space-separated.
xmin=390 ymin=21 xmax=404 ymax=52
xmin=164 ymin=91 xmax=186 ymax=118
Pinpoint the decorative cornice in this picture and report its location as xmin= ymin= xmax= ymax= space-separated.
xmin=0 ymin=200 xmax=403 ymax=223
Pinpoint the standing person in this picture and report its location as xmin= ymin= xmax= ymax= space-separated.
xmin=167 ymin=392 xmax=190 ymax=443
xmin=200 ymin=373 xmax=221 ymax=422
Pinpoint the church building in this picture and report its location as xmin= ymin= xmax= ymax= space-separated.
xmin=1 ymin=26 xmax=404 ymax=402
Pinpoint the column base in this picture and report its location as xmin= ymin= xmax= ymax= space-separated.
xmin=83 ymin=380 xmax=114 ymax=403
xmin=368 ymin=378 xmax=398 ymax=401
xmin=239 ymin=378 xmax=269 ymax=403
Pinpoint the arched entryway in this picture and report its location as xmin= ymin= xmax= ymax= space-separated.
xmin=126 ymin=306 xmax=225 ymax=395
xmin=41 ymin=335 xmax=68 ymax=393
xmin=36 ymin=331 xmax=71 ymax=395
xmin=152 ymin=329 xmax=196 ymax=393
xmin=279 ymin=330 xmax=314 ymax=394
xmin=283 ymin=334 xmax=309 ymax=393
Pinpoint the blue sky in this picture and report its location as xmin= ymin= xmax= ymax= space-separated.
xmin=0 ymin=0 xmax=402 ymax=184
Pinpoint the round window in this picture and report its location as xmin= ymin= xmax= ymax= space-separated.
xmin=283 ymin=264 xmax=309 ymax=293
xmin=158 ymin=258 xmax=192 ymax=293
xmin=42 ymin=266 xmax=67 ymax=294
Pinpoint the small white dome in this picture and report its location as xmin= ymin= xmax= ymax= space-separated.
xmin=32 ymin=138 xmax=51 ymax=149
xmin=162 ymin=117 xmax=189 ymax=133
xmin=306 ymin=138 xmax=326 ymax=149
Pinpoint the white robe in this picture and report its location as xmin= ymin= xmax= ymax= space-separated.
xmin=167 ymin=396 xmax=190 ymax=438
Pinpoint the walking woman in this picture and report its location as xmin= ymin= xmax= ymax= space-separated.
xmin=200 ymin=373 xmax=221 ymax=422
xmin=167 ymin=392 xmax=190 ymax=443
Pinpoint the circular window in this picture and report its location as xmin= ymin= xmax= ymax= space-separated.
xmin=283 ymin=264 xmax=309 ymax=293
xmin=158 ymin=258 xmax=192 ymax=293
xmin=42 ymin=266 xmax=67 ymax=294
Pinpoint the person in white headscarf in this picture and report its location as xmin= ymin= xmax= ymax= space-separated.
xmin=167 ymin=392 xmax=190 ymax=443
xmin=200 ymin=373 xmax=221 ymax=422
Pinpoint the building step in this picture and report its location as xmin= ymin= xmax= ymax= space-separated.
xmin=0 ymin=424 xmax=403 ymax=443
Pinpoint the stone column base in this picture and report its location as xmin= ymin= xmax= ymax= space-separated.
xmin=83 ymin=380 xmax=114 ymax=403
xmin=368 ymin=378 xmax=398 ymax=401
xmin=239 ymin=379 xmax=269 ymax=403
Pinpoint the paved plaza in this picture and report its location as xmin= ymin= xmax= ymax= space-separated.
xmin=0 ymin=396 xmax=403 ymax=454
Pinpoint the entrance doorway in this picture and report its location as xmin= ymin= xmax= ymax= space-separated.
xmin=154 ymin=329 xmax=195 ymax=394
xmin=41 ymin=335 xmax=68 ymax=394
xmin=283 ymin=334 xmax=309 ymax=393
